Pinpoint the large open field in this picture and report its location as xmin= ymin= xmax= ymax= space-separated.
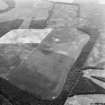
xmin=0 ymin=0 xmax=105 ymax=105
